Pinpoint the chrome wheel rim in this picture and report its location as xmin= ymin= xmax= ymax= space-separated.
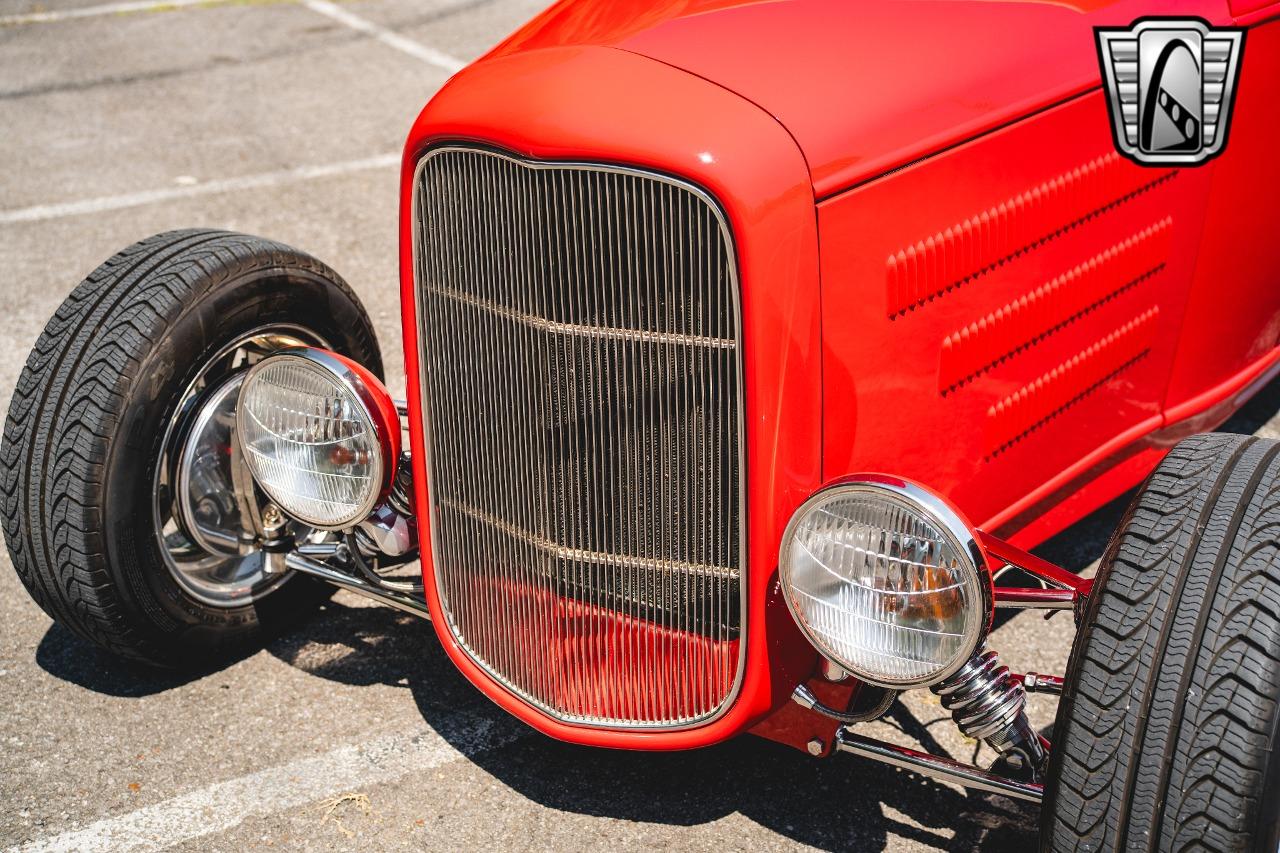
xmin=153 ymin=325 xmax=330 ymax=607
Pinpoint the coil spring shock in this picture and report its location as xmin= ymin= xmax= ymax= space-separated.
xmin=387 ymin=451 xmax=414 ymax=516
xmin=350 ymin=451 xmax=418 ymax=574
xmin=932 ymin=647 xmax=1046 ymax=776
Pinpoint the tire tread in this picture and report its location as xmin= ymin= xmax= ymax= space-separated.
xmin=1043 ymin=432 xmax=1280 ymax=851
xmin=1 ymin=230 xmax=378 ymax=666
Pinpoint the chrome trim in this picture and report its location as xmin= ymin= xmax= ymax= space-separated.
xmin=153 ymin=324 xmax=324 ymax=608
xmin=432 ymin=284 xmax=737 ymax=350
xmin=777 ymin=476 xmax=992 ymax=690
xmin=993 ymin=587 xmax=1077 ymax=609
xmin=440 ymin=498 xmax=736 ymax=580
xmin=237 ymin=347 xmax=393 ymax=531
xmin=835 ymin=729 xmax=1044 ymax=804
xmin=411 ymin=144 xmax=747 ymax=730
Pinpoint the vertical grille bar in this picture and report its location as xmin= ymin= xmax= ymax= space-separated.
xmin=412 ymin=146 xmax=745 ymax=729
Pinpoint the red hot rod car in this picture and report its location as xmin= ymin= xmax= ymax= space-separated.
xmin=6 ymin=0 xmax=1280 ymax=848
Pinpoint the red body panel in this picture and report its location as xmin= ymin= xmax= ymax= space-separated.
xmin=1164 ymin=21 xmax=1280 ymax=409
xmin=817 ymin=91 xmax=1206 ymax=540
xmin=400 ymin=1 xmax=1280 ymax=749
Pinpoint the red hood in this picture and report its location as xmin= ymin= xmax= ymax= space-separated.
xmin=488 ymin=0 xmax=1230 ymax=197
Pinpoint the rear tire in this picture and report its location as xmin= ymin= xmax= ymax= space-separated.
xmin=1043 ymin=432 xmax=1280 ymax=851
xmin=1 ymin=229 xmax=382 ymax=668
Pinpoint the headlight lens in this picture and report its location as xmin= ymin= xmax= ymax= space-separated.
xmin=779 ymin=479 xmax=988 ymax=688
xmin=237 ymin=351 xmax=386 ymax=529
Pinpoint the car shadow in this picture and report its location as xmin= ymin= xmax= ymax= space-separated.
xmin=254 ymin=594 xmax=1040 ymax=851
xmin=26 ymin=577 xmax=1046 ymax=849
xmin=32 ymin=376 xmax=1280 ymax=847
xmin=33 ymin=622 xmax=246 ymax=697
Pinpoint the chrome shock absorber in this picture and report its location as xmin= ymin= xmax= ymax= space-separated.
xmin=932 ymin=647 xmax=1046 ymax=778
xmin=352 ymin=451 xmax=417 ymax=560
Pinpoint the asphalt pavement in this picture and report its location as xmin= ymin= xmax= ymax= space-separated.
xmin=2 ymin=2 xmax=1278 ymax=850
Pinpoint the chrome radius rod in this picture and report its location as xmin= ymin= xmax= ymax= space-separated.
xmin=285 ymin=549 xmax=431 ymax=620
xmin=835 ymin=729 xmax=1044 ymax=804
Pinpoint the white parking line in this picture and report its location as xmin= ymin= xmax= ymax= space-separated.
xmin=11 ymin=714 xmax=517 ymax=852
xmin=301 ymin=0 xmax=466 ymax=73
xmin=0 ymin=154 xmax=399 ymax=225
xmin=0 ymin=0 xmax=218 ymax=26
xmin=2 ymin=0 xmax=470 ymax=78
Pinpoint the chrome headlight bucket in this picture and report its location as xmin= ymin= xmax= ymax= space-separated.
xmin=779 ymin=476 xmax=991 ymax=689
xmin=236 ymin=348 xmax=398 ymax=530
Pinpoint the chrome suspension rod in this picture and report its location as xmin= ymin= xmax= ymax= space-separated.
xmin=835 ymin=729 xmax=1044 ymax=803
xmin=993 ymin=587 xmax=1076 ymax=610
xmin=285 ymin=551 xmax=431 ymax=620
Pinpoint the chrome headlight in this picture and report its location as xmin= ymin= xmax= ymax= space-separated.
xmin=779 ymin=477 xmax=990 ymax=688
xmin=236 ymin=349 xmax=395 ymax=530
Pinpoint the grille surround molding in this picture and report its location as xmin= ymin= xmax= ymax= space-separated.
xmin=410 ymin=144 xmax=748 ymax=730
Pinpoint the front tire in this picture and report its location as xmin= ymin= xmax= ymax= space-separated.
xmin=1 ymin=229 xmax=382 ymax=668
xmin=1043 ymin=432 xmax=1280 ymax=851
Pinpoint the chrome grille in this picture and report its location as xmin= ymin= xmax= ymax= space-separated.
xmin=412 ymin=146 xmax=744 ymax=729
